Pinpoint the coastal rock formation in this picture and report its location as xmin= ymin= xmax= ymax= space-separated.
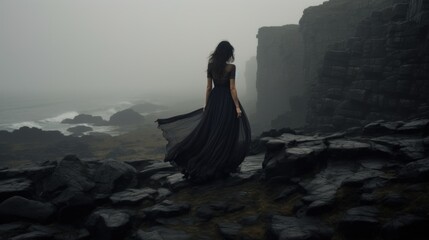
xmin=109 ymin=108 xmax=145 ymax=126
xmin=256 ymin=25 xmax=305 ymax=129
xmin=307 ymin=0 xmax=429 ymax=129
xmin=62 ymin=114 xmax=109 ymax=126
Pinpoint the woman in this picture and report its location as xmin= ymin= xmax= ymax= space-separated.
xmin=155 ymin=41 xmax=251 ymax=183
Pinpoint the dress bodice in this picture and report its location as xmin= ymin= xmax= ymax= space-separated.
xmin=207 ymin=63 xmax=236 ymax=88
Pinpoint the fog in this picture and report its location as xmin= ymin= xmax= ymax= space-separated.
xmin=0 ymin=0 xmax=326 ymax=104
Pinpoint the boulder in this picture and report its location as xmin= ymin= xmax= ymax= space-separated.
xmin=217 ymin=222 xmax=242 ymax=240
xmin=142 ymin=200 xmax=191 ymax=219
xmin=66 ymin=125 xmax=93 ymax=135
xmin=109 ymin=109 xmax=144 ymax=126
xmin=267 ymin=215 xmax=333 ymax=240
xmin=398 ymin=157 xmax=429 ymax=181
xmin=382 ymin=214 xmax=429 ymax=240
xmin=0 ymin=178 xmax=32 ymax=202
xmin=0 ymin=196 xmax=55 ymax=223
xmin=61 ymin=114 xmax=108 ymax=126
xmin=132 ymin=227 xmax=191 ymax=240
xmin=339 ymin=206 xmax=380 ymax=237
xmin=109 ymin=188 xmax=156 ymax=205
xmin=86 ymin=208 xmax=131 ymax=240
xmin=93 ymin=159 xmax=137 ymax=195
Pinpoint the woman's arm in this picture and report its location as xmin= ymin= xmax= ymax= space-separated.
xmin=204 ymin=78 xmax=213 ymax=110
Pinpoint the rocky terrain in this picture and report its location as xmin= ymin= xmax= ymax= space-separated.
xmin=1 ymin=118 xmax=428 ymax=240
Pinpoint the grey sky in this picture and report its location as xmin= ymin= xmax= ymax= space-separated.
xmin=0 ymin=0 xmax=326 ymax=101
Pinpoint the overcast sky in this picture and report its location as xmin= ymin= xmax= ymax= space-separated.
xmin=0 ymin=0 xmax=326 ymax=101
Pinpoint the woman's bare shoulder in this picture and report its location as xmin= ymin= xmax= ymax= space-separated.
xmin=226 ymin=64 xmax=236 ymax=71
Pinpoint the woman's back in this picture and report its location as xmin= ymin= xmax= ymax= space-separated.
xmin=208 ymin=63 xmax=236 ymax=87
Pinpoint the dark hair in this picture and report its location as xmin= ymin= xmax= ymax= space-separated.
xmin=208 ymin=41 xmax=235 ymax=78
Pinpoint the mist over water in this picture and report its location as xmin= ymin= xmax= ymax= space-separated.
xmin=0 ymin=0 xmax=326 ymax=132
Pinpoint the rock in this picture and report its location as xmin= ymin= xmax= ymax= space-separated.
xmin=86 ymin=208 xmax=130 ymax=240
xmin=109 ymin=109 xmax=144 ymax=126
xmin=382 ymin=193 xmax=407 ymax=208
xmin=362 ymin=121 xmax=403 ymax=135
xmin=43 ymin=155 xmax=94 ymax=194
xmin=360 ymin=193 xmax=379 ymax=205
xmin=138 ymin=161 xmax=175 ymax=180
xmin=132 ymin=227 xmax=191 ymax=240
xmin=267 ymin=215 xmax=333 ymax=240
xmin=155 ymin=188 xmax=172 ymax=201
xmin=217 ymin=222 xmax=242 ymax=240
xmin=263 ymin=144 xmax=327 ymax=179
xmin=398 ymin=157 xmax=429 ymax=182
xmin=360 ymin=177 xmax=388 ymax=193
xmin=66 ymin=125 xmax=93 ymax=135
xmin=162 ymin=173 xmax=189 ymax=191
xmin=9 ymin=231 xmax=53 ymax=240
xmin=55 ymin=190 xmax=95 ymax=223
xmin=0 ymin=196 xmax=55 ymax=223
xmin=0 ymin=223 xmax=29 ymax=238
xmin=266 ymin=139 xmax=285 ymax=151
xmin=61 ymin=114 xmax=108 ymax=126
xmin=397 ymin=119 xmax=429 ymax=134
xmin=109 ymin=188 xmax=156 ymax=205
xmin=382 ymin=214 xmax=429 ymax=240
xmin=142 ymin=200 xmax=191 ymax=219
xmin=0 ymin=165 xmax=55 ymax=181
xmin=274 ymin=185 xmax=300 ymax=201
xmin=196 ymin=205 xmax=215 ymax=221
xmin=339 ymin=206 xmax=380 ymax=237
xmin=327 ymin=139 xmax=373 ymax=157
xmin=93 ymin=159 xmax=137 ymax=195
xmin=397 ymin=139 xmax=426 ymax=162
xmin=239 ymin=215 xmax=259 ymax=226
xmin=341 ymin=169 xmax=383 ymax=187
xmin=0 ymin=178 xmax=32 ymax=202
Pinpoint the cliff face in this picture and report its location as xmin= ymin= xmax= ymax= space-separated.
xmin=299 ymin=0 xmax=393 ymax=87
xmin=256 ymin=25 xmax=304 ymax=129
xmin=307 ymin=0 xmax=429 ymax=129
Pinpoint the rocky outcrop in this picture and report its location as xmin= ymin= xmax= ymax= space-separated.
xmin=109 ymin=108 xmax=145 ymax=126
xmin=307 ymin=0 xmax=429 ymax=130
xmin=299 ymin=0 xmax=393 ymax=86
xmin=62 ymin=114 xmax=109 ymax=126
xmin=256 ymin=25 xmax=305 ymax=129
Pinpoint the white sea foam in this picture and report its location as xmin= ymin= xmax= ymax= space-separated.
xmin=42 ymin=111 xmax=79 ymax=123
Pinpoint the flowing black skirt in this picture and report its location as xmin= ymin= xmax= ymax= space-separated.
xmin=155 ymin=86 xmax=251 ymax=183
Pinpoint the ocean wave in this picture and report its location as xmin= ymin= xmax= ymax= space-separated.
xmin=41 ymin=111 xmax=79 ymax=123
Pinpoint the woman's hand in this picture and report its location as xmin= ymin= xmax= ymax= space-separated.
xmin=236 ymin=107 xmax=242 ymax=118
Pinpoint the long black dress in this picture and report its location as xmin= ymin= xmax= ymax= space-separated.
xmin=155 ymin=64 xmax=251 ymax=183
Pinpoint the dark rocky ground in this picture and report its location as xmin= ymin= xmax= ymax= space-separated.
xmin=0 ymin=118 xmax=428 ymax=240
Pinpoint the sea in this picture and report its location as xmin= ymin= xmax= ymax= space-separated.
xmin=0 ymin=92 xmax=164 ymax=136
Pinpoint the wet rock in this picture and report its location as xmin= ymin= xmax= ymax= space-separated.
xmin=398 ymin=157 xmax=429 ymax=182
xmin=0 ymin=196 xmax=55 ymax=223
xmin=360 ymin=177 xmax=388 ymax=193
xmin=363 ymin=121 xmax=403 ymax=135
xmin=0 ymin=165 xmax=55 ymax=181
xmin=55 ymin=191 xmax=95 ymax=223
xmin=9 ymin=231 xmax=52 ymax=240
xmin=396 ymin=119 xmax=429 ymax=135
xmin=109 ymin=109 xmax=144 ymax=126
xmin=397 ymin=139 xmax=426 ymax=162
xmin=327 ymin=139 xmax=372 ymax=157
xmin=263 ymin=144 xmax=327 ymax=179
xmin=155 ymin=188 xmax=172 ymax=201
xmin=382 ymin=193 xmax=407 ymax=208
xmin=43 ymin=155 xmax=94 ymax=194
xmin=62 ymin=114 xmax=108 ymax=126
xmin=67 ymin=125 xmax=93 ymax=135
xmin=342 ymin=169 xmax=383 ymax=187
xmin=217 ymin=222 xmax=242 ymax=240
xmin=86 ymin=208 xmax=130 ymax=240
xmin=138 ymin=162 xmax=175 ymax=180
xmin=109 ymin=188 xmax=156 ymax=205
xmin=0 ymin=178 xmax=32 ymax=202
xmin=382 ymin=214 xmax=429 ymax=240
xmin=239 ymin=215 xmax=259 ymax=226
xmin=132 ymin=227 xmax=191 ymax=240
xmin=268 ymin=215 xmax=333 ymax=240
xmin=339 ymin=206 xmax=380 ymax=237
xmin=360 ymin=193 xmax=379 ymax=205
xmin=142 ymin=200 xmax=190 ymax=219
xmin=162 ymin=173 xmax=189 ymax=191
xmin=93 ymin=159 xmax=137 ymax=195
xmin=274 ymin=185 xmax=300 ymax=201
